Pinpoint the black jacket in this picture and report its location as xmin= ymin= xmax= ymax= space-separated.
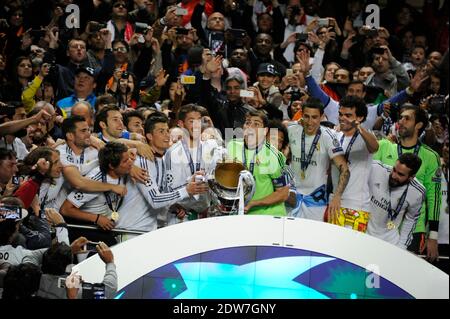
xmin=200 ymin=79 xmax=256 ymax=137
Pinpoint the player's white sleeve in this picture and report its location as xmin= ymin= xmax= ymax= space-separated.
xmin=397 ymin=183 xmax=425 ymax=249
xmin=136 ymin=157 xmax=189 ymax=209
xmin=79 ymin=160 xmax=99 ymax=176
xmin=66 ymin=170 xmax=103 ymax=208
xmin=137 ymin=179 xmax=189 ymax=209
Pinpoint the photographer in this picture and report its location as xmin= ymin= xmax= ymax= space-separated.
xmin=161 ymin=26 xmax=197 ymax=79
xmin=36 ymin=241 xmax=117 ymax=299
xmin=82 ymin=25 xmax=114 ymax=72
xmin=106 ymin=0 xmax=152 ymax=43
xmin=107 ymin=71 xmax=139 ymax=109
xmin=0 ymin=204 xmax=71 ymax=268
xmin=365 ymin=45 xmax=410 ymax=96
xmin=20 ymin=61 xmax=51 ymax=112
xmin=2 ymin=196 xmax=61 ymax=251
xmin=129 ymin=24 xmax=163 ymax=84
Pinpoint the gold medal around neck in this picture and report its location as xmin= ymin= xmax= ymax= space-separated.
xmin=386 ymin=221 xmax=396 ymax=230
xmin=111 ymin=211 xmax=120 ymax=222
xmin=301 ymin=171 xmax=305 ymax=180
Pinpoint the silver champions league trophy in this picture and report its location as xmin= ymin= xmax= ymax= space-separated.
xmin=208 ymin=161 xmax=255 ymax=215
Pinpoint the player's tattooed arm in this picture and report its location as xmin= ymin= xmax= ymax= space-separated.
xmin=334 ymin=155 xmax=350 ymax=197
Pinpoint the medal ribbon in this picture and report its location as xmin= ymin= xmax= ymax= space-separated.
xmin=340 ymin=131 xmax=359 ymax=161
xmin=397 ymin=143 xmax=420 ymax=157
xmin=102 ymin=173 xmax=127 ymax=212
xmin=301 ymin=129 xmax=321 ymax=173
xmin=181 ymin=139 xmax=202 ymax=175
xmin=388 ymin=185 xmax=409 ymax=222
xmin=242 ymin=141 xmax=265 ymax=175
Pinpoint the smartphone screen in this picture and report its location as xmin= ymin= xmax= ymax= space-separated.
xmin=0 ymin=205 xmax=22 ymax=220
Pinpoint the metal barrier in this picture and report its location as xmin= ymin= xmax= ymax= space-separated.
xmin=66 ymin=223 xmax=147 ymax=236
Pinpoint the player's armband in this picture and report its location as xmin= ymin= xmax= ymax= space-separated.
xmin=272 ymin=173 xmax=289 ymax=188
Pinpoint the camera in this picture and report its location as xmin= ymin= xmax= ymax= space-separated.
xmin=290 ymin=90 xmax=304 ymax=102
xmin=175 ymin=27 xmax=189 ymax=35
xmin=296 ymin=33 xmax=308 ymax=42
xmin=361 ymin=26 xmax=378 ymax=38
xmin=121 ymin=71 xmax=129 ymax=79
xmin=371 ymin=46 xmax=386 ymax=55
xmin=135 ymin=22 xmax=150 ymax=43
xmin=318 ymin=18 xmax=329 ymax=27
xmin=135 ymin=22 xmax=150 ymax=34
xmin=90 ymin=21 xmax=107 ymax=33
xmin=84 ymin=241 xmax=100 ymax=252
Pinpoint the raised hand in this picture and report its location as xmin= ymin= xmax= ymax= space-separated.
xmin=296 ymin=50 xmax=311 ymax=74
xmin=155 ymin=69 xmax=169 ymax=88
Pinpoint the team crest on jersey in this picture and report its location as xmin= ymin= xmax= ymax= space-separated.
xmin=74 ymin=192 xmax=84 ymax=200
xmin=166 ymin=173 xmax=174 ymax=184
xmin=66 ymin=154 xmax=74 ymax=163
xmin=432 ymin=168 xmax=442 ymax=183
xmin=332 ymin=139 xmax=340 ymax=148
xmin=145 ymin=179 xmax=152 ymax=187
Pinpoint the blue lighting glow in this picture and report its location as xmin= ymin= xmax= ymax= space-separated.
xmin=174 ymin=256 xmax=333 ymax=299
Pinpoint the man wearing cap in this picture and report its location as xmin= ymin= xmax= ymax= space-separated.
xmin=56 ymin=67 xmax=97 ymax=118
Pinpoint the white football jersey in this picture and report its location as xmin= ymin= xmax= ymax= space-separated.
xmin=330 ymin=131 xmax=373 ymax=212
xmin=320 ymin=98 xmax=379 ymax=130
xmin=39 ymin=176 xmax=65 ymax=211
xmin=56 ymin=144 xmax=99 ymax=174
xmin=288 ymin=124 xmax=343 ymax=195
xmin=115 ymin=156 xmax=189 ymax=231
xmin=367 ymin=161 xmax=425 ymax=249
xmin=56 ymin=144 xmax=99 ymax=210
xmin=66 ymin=168 xmax=113 ymax=216
xmin=164 ymin=139 xmax=221 ymax=221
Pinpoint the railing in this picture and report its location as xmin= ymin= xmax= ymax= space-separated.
xmin=66 ymin=223 xmax=147 ymax=235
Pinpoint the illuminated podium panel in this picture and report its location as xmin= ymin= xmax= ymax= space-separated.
xmin=73 ymin=216 xmax=448 ymax=299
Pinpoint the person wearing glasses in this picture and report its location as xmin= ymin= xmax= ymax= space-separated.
xmin=106 ymin=0 xmax=151 ymax=43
